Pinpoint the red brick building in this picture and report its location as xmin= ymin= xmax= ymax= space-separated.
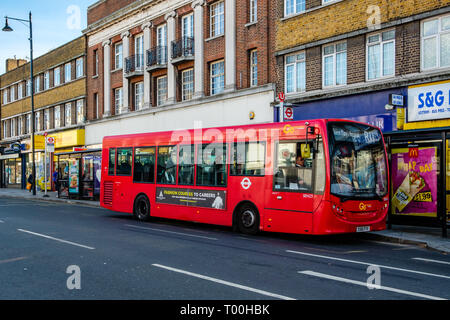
xmin=83 ymin=0 xmax=278 ymax=147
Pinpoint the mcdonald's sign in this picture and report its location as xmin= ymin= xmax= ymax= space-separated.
xmin=409 ymin=147 xmax=419 ymax=158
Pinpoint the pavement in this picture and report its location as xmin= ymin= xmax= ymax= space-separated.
xmin=0 ymin=187 xmax=448 ymax=254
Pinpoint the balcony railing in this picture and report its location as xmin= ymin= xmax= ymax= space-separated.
xmin=171 ymin=37 xmax=194 ymax=60
xmin=125 ymin=54 xmax=145 ymax=75
xmin=147 ymin=46 xmax=168 ymax=68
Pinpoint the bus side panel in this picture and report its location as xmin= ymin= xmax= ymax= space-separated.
xmin=153 ymin=203 xmax=195 ymax=221
xmin=263 ymin=209 xmax=312 ymax=234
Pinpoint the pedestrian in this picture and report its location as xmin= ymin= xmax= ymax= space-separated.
xmin=52 ymin=171 xmax=59 ymax=197
xmin=27 ymin=173 xmax=34 ymax=193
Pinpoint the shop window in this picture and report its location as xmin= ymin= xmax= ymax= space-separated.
xmin=134 ymin=147 xmax=155 ymax=183
xmin=108 ymin=148 xmax=116 ymax=175
xmin=116 ymin=148 xmax=132 ymax=176
xmin=157 ymin=146 xmax=177 ymax=184
xmin=231 ymin=142 xmax=265 ymax=176
xmin=178 ymin=145 xmax=195 ymax=186
xmin=274 ymin=141 xmax=314 ymax=192
xmin=196 ymin=143 xmax=227 ymax=186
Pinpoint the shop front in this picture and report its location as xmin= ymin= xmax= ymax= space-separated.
xmin=0 ymin=142 xmax=26 ymax=189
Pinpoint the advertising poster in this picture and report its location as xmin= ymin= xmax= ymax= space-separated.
xmin=156 ymin=187 xmax=226 ymax=210
xmin=94 ymin=156 xmax=101 ymax=196
xmin=391 ymin=147 xmax=438 ymax=217
xmin=69 ymin=159 xmax=79 ymax=194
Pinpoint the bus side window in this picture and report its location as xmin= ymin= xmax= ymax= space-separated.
xmin=157 ymin=146 xmax=177 ymax=184
xmin=196 ymin=143 xmax=227 ymax=186
xmin=178 ymin=145 xmax=194 ymax=186
xmin=108 ymin=148 xmax=116 ymax=175
xmin=116 ymin=148 xmax=132 ymax=176
xmin=134 ymin=147 xmax=155 ymax=183
xmin=230 ymin=142 xmax=265 ymax=176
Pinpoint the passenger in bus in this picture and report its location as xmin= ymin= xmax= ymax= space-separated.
xmin=295 ymin=155 xmax=305 ymax=168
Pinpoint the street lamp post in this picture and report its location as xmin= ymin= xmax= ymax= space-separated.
xmin=3 ymin=12 xmax=37 ymax=195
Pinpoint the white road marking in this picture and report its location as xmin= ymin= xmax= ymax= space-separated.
xmin=152 ymin=264 xmax=295 ymax=300
xmin=286 ymin=250 xmax=450 ymax=280
xmin=125 ymin=224 xmax=218 ymax=241
xmin=412 ymin=258 xmax=450 ymax=265
xmin=299 ymin=270 xmax=446 ymax=300
xmin=17 ymin=229 xmax=95 ymax=250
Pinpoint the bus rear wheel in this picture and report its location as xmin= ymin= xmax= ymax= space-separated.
xmin=237 ymin=204 xmax=260 ymax=235
xmin=133 ymin=194 xmax=151 ymax=221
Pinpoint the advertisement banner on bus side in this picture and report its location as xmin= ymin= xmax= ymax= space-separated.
xmin=391 ymin=147 xmax=438 ymax=217
xmin=156 ymin=187 xmax=226 ymax=210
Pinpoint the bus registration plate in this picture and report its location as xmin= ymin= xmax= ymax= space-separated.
xmin=356 ymin=226 xmax=371 ymax=232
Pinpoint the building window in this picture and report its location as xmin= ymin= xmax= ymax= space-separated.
xmin=156 ymin=76 xmax=168 ymax=106
xmin=94 ymin=93 xmax=99 ymax=119
xmin=210 ymin=60 xmax=225 ymax=95
xmin=65 ymin=63 xmax=72 ymax=82
xmin=285 ymin=0 xmax=305 ymax=17
xmin=17 ymin=116 xmax=22 ymax=136
xmin=65 ymin=103 xmax=72 ymax=126
xmin=94 ymin=50 xmax=99 ymax=76
xmin=44 ymin=71 xmax=50 ymax=90
xmin=422 ymin=15 xmax=450 ymax=70
xmin=367 ymin=29 xmax=395 ymax=80
xmin=250 ymin=50 xmax=258 ymax=87
xmin=210 ymin=1 xmax=224 ymax=38
xmin=135 ymin=35 xmax=144 ymax=69
xmin=3 ymin=89 xmax=8 ymax=104
xmin=76 ymin=57 xmax=84 ymax=78
xmin=10 ymin=86 xmax=15 ymax=102
xmin=182 ymin=69 xmax=194 ymax=101
xmin=115 ymin=88 xmax=123 ymax=114
xmin=55 ymin=106 xmax=61 ymax=128
xmin=25 ymin=114 xmax=31 ymax=134
xmin=35 ymin=76 xmax=40 ymax=93
xmin=44 ymin=109 xmax=50 ymax=130
xmin=3 ymin=121 xmax=7 ymax=138
xmin=54 ymin=67 xmax=61 ymax=86
xmin=249 ymin=0 xmax=257 ymax=23
xmin=26 ymin=79 xmax=31 ymax=96
xmin=285 ymin=51 xmax=306 ymax=93
xmin=323 ymin=42 xmax=347 ymax=87
xmin=76 ymin=100 xmax=84 ymax=123
xmin=18 ymin=83 xmax=23 ymax=100
xmin=135 ymin=82 xmax=144 ymax=110
xmin=115 ymin=43 xmax=123 ymax=70
xmin=182 ymin=14 xmax=194 ymax=38
xmin=10 ymin=118 xmax=15 ymax=137
xmin=35 ymin=111 xmax=40 ymax=132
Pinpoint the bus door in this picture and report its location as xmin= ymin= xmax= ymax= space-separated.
xmin=265 ymin=140 xmax=315 ymax=233
xmin=114 ymin=147 xmax=133 ymax=212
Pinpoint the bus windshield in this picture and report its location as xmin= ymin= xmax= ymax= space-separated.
xmin=328 ymin=122 xmax=388 ymax=199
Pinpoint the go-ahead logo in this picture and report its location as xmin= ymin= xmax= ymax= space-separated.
xmin=359 ymin=202 xmax=372 ymax=211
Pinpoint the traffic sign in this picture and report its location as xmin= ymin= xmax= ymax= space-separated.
xmin=278 ymin=92 xmax=285 ymax=102
xmin=284 ymin=106 xmax=294 ymax=121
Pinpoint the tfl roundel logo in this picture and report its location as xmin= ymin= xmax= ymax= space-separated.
xmin=241 ymin=178 xmax=252 ymax=190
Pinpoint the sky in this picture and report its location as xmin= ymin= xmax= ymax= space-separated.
xmin=0 ymin=0 xmax=97 ymax=75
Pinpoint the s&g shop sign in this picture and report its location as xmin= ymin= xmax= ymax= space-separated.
xmin=408 ymin=80 xmax=450 ymax=122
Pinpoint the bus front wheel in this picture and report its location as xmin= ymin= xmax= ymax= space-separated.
xmin=133 ymin=194 xmax=151 ymax=221
xmin=237 ymin=204 xmax=260 ymax=235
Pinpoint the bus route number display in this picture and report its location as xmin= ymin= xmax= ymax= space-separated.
xmin=156 ymin=187 xmax=227 ymax=210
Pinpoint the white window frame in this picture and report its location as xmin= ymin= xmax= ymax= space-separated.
xmin=10 ymin=118 xmax=15 ymax=137
xmin=17 ymin=116 xmax=22 ymax=136
xmin=250 ymin=0 xmax=258 ymax=23
xmin=135 ymin=34 xmax=144 ymax=69
xmin=65 ymin=63 xmax=72 ymax=83
xmin=26 ymin=79 xmax=32 ymax=96
xmin=115 ymin=43 xmax=123 ymax=70
xmin=284 ymin=51 xmax=306 ymax=94
xmin=35 ymin=76 xmax=41 ymax=93
xmin=421 ymin=14 xmax=450 ymax=70
xmin=54 ymin=106 xmax=61 ymax=128
xmin=54 ymin=67 xmax=61 ymax=86
xmin=182 ymin=68 xmax=194 ymax=101
xmin=3 ymin=89 xmax=8 ymax=104
xmin=44 ymin=109 xmax=50 ymax=130
xmin=366 ymin=29 xmax=396 ymax=81
xmin=157 ymin=24 xmax=167 ymax=46
xmin=25 ymin=114 xmax=31 ymax=134
xmin=44 ymin=71 xmax=50 ymax=90
xmin=182 ymin=14 xmax=194 ymax=39
xmin=210 ymin=1 xmax=224 ymax=38
xmin=35 ymin=111 xmax=41 ymax=132
xmin=284 ymin=0 xmax=306 ymax=17
xmin=156 ymin=76 xmax=168 ymax=106
xmin=65 ymin=103 xmax=72 ymax=127
xmin=76 ymin=99 xmax=84 ymax=123
xmin=18 ymin=83 xmax=23 ymax=100
xmin=10 ymin=85 xmax=15 ymax=102
xmin=94 ymin=50 xmax=99 ymax=76
xmin=3 ymin=121 xmax=7 ymax=138
xmin=250 ymin=49 xmax=258 ymax=87
xmin=322 ymin=41 xmax=347 ymax=87
xmin=76 ymin=57 xmax=84 ymax=78
xmin=134 ymin=82 xmax=144 ymax=110
xmin=210 ymin=60 xmax=225 ymax=95
xmin=115 ymin=88 xmax=123 ymax=114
